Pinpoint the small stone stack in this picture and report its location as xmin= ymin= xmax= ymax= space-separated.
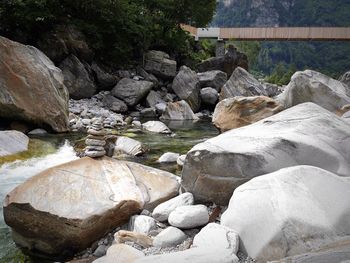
xmin=85 ymin=118 xmax=106 ymax=158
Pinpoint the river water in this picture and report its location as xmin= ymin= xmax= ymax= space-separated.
xmin=0 ymin=120 xmax=218 ymax=262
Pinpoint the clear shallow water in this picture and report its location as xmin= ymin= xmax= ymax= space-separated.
xmin=0 ymin=120 xmax=218 ymax=262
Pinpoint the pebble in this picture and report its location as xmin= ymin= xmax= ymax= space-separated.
xmin=153 ymin=227 xmax=187 ymax=248
xmin=152 ymin=193 xmax=194 ymax=222
xmin=157 ymin=152 xmax=180 ymax=163
xmin=168 ymin=205 xmax=209 ymax=229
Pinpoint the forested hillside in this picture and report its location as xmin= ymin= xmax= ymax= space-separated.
xmin=213 ymin=0 xmax=350 ymax=81
xmin=0 ymin=0 xmax=216 ymax=66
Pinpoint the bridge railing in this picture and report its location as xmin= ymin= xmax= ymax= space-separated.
xmin=180 ymin=25 xmax=350 ymax=41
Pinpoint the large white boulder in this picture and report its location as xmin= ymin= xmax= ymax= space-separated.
xmin=277 ymin=70 xmax=350 ymax=112
xmin=3 ymin=157 xmax=179 ymax=260
xmin=221 ymin=165 xmax=350 ymax=262
xmin=182 ymin=102 xmax=350 ymax=204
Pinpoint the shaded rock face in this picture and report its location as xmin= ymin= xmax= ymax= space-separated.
xmin=0 ymin=36 xmax=69 ymax=132
xmin=37 ymin=25 xmax=94 ymax=64
xmin=59 ymin=55 xmax=97 ymax=99
xmin=172 ymin=66 xmax=201 ymax=112
xmin=212 ymin=96 xmax=284 ymax=132
xmin=200 ymin=88 xmax=219 ymax=106
xmin=277 ymin=70 xmax=350 ymax=112
xmin=102 ymin=95 xmax=128 ymax=113
xmin=197 ymin=70 xmax=227 ymax=91
xmin=112 ymin=78 xmax=153 ymax=107
xmin=181 ymin=103 xmax=350 ymax=205
xmin=160 ymin=100 xmax=198 ymax=120
xmin=270 ymin=239 xmax=350 ymax=263
xmin=0 ymin=130 xmax=29 ymax=157
xmin=4 ymin=157 xmax=179 ymax=260
xmin=221 ymin=166 xmax=350 ymax=262
xmin=220 ymin=67 xmax=267 ymax=100
xmin=197 ymin=45 xmax=248 ymax=77
xmin=91 ymin=63 xmax=118 ymax=90
xmin=144 ymin=50 xmax=177 ymax=79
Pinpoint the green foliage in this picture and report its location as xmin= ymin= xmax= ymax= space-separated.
xmin=189 ymin=39 xmax=216 ymax=66
xmin=0 ymin=0 xmax=217 ymax=66
xmin=266 ymin=63 xmax=297 ymax=85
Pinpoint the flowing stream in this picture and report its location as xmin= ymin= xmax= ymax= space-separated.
xmin=0 ymin=120 xmax=218 ymax=262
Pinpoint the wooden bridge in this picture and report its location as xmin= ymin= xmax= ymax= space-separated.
xmin=181 ymin=25 xmax=350 ymax=41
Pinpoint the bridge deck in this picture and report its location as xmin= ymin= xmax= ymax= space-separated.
xmin=181 ymin=25 xmax=350 ymax=41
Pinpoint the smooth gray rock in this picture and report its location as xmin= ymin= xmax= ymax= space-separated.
xmin=93 ymin=244 xmax=108 ymax=257
xmin=193 ymin=223 xmax=239 ymax=255
xmin=158 ymin=152 xmax=180 ymax=163
xmin=172 ymin=66 xmax=201 ymax=112
xmin=28 ymin=129 xmax=48 ymax=135
xmin=152 ymin=193 xmax=194 ymax=222
xmin=112 ymin=78 xmax=153 ymax=107
xmin=198 ymin=70 xmax=227 ymax=91
xmin=146 ymin=91 xmax=165 ymax=108
xmin=221 ymin=165 xmax=350 ymax=262
xmin=277 ymin=70 xmax=350 ymax=112
xmin=153 ymin=226 xmax=187 ymax=248
xmin=155 ymin=102 xmax=167 ymax=114
xmin=114 ymin=136 xmax=145 ymax=156
xmin=60 ymin=55 xmax=96 ymax=99
xmin=144 ymin=50 xmax=177 ymax=79
xmin=142 ymin=121 xmax=171 ymax=134
xmin=134 ymin=247 xmax=239 ymax=263
xmin=102 ymin=95 xmax=128 ymax=113
xmin=182 ymin=102 xmax=350 ymax=204
xmin=0 ymin=131 xmax=29 ymax=157
xmin=220 ymin=67 xmax=267 ymax=100
xmin=168 ymin=205 xmax=209 ymax=229
xmin=200 ymin=87 xmax=219 ymax=106
xmin=160 ymin=100 xmax=199 ymax=120
xmin=128 ymin=215 xmax=158 ymax=235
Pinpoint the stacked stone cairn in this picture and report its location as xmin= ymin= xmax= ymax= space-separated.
xmin=85 ymin=118 xmax=107 ymax=158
